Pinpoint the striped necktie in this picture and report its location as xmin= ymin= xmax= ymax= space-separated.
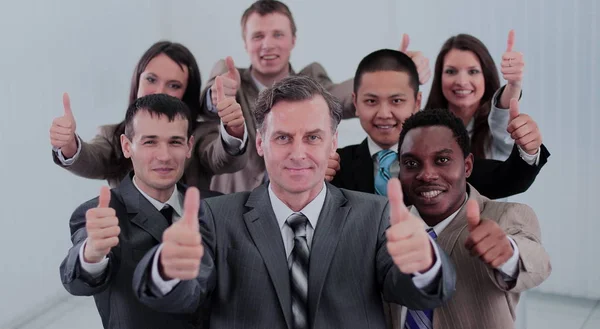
xmin=287 ymin=212 xmax=310 ymax=329
xmin=375 ymin=149 xmax=397 ymax=196
xmin=404 ymin=228 xmax=438 ymax=329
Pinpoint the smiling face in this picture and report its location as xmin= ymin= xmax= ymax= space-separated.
xmin=121 ymin=110 xmax=193 ymax=201
xmin=354 ymin=70 xmax=421 ymax=150
xmin=243 ymin=12 xmax=296 ymax=83
xmin=256 ymin=95 xmax=337 ymax=199
xmin=441 ymin=49 xmax=485 ymax=118
xmin=398 ymin=125 xmax=473 ymax=225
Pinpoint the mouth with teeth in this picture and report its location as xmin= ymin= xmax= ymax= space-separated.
xmin=261 ymin=54 xmax=279 ymax=61
xmin=414 ymin=186 xmax=446 ymax=204
xmin=374 ymin=124 xmax=398 ymax=130
xmin=452 ymin=89 xmax=474 ymax=97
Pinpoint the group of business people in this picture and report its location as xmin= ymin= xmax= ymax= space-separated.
xmin=54 ymin=1 xmax=552 ymax=328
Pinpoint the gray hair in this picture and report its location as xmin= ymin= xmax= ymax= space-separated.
xmin=253 ymin=75 xmax=343 ymax=133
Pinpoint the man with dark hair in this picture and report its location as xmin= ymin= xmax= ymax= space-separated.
xmin=132 ymin=75 xmax=456 ymax=329
xmin=330 ymin=48 xmax=551 ymax=200
xmin=59 ymin=94 xmax=222 ymax=329
xmin=396 ymin=108 xmax=551 ymax=329
xmin=200 ymin=0 xmax=431 ymax=194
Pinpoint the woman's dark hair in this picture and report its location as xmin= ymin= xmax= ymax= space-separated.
xmin=106 ymin=41 xmax=202 ymax=180
xmin=425 ymin=34 xmax=500 ymax=158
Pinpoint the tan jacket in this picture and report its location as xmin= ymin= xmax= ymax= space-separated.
xmin=387 ymin=185 xmax=551 ymax=329
xmin=201 ymin=60 xmax=355 ymax=194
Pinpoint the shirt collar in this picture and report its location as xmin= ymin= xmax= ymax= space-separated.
xmin=132 ymin=175 xmax=182 ymax=217
xmin=367 ymin=137 xmax=398 ymax=159
xmin=410 ymin=192 xmax=469 ymax=236
xmin=268 ymin=182 xmax=327 ymax=231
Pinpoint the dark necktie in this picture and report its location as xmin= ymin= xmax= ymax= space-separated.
xmin=160 ymin=205 xmax=173 ymax=225
xmin=287 ymin=212 xmax=309 ymax=329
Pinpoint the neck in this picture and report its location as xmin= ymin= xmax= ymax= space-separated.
xmin=133 ymin=176 xmax=175 ymax=203
xmin=271 ymin=181 xmax=323 ymax=212
xmin=251 ymin=66 xmax=290 ymax=88
xmin=448 ymin=103 xmax=479 ymax=127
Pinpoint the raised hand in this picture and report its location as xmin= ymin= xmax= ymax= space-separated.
xmin=386 ymin=178 xmax=434 ymax=274
xmin=50 ymin=93 xmax=78 ymax=158
xmin=501 ymin=30 xmax=525 ymax=87
xmin=159 ymin=187 xmax=204 ymax=280
xmin=325 ymin=152 xmax=340 ymax=182
xmin=400 ymin=34 xmax=431 ymax=85
xmin=210 ymin=56 xmax=241 ymax=105
xmin=507 ymin=99 xmax=541 ymax=155
xmin=84 ymin=186 xmax=120 ymax=263
xmin=215 ymin=76 xmax=245 ymax=139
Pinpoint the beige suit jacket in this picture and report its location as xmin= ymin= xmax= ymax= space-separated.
xmin=200 ymin=60 xmax=355 ymax=194
xmin=387 ymin=184 xmax=551 ymax=329
xmin=52 ymin=120 xmax=248 ymax=190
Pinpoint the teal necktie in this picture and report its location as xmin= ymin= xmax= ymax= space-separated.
xmin=374 ymin=149 xmax=397 ymax=196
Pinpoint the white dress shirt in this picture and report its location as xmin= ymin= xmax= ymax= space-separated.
xmin=78 ymin=176 xmax=183 ymax=278
xmin=151 ymin=181 xmax=444 ymax=295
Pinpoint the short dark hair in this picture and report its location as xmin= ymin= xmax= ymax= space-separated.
xmin=241 ymin=0 xmax=297 ymax=38
xmin=398 ymin=108 xmax=471 ymax=158
xmin=254 ymin=75 xmax=342 ymax=133
xmin=353 ymin=49 xmax=419 ymax=97
xmin=124 ymin=94 xmax=193 ymax=139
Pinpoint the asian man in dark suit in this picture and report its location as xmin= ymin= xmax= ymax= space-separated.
xmin=132 ymin=75 xmax=456 ymax=329
xmin=59 ymin=94 xmax=221 ymax=329
xmin=330 ymin=49 xmax=550 ymax=200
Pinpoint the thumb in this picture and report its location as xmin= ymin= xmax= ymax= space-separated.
xmin=387 ymin=178 xmax=409 ymax=225
xmin=98 ymin=186 xmax=111 ymax=208
xmin=400 ymin=33 xmax=410 ymax=53
xmin=225 ymin=56 xmax=237 ymax=78
xmin=215 ymin=76 xmax=225 ymax=104
xmin=506 ymin=29 xmax=515 ymax=52
xmin=466 ymin=199 xmax=480 ymax=231
xmin=63 ymin=92 xmax=74 ymax=118
xmin=182 ymin=187 xmax=200 ymax=230
xmin=509 ymin=98 xmax=519 ymax=122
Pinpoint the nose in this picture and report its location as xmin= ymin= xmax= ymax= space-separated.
xmin=416 ymin=163 xmax=439 ymax=182
xmin=289 ymin=139 xmax=307 ymax=161
xmin=376 ymin=103 xmax=393 ymax=119
xmin=154 ymin=83 xmax=167 ymax=94
xmin=455 ymin=71 xmax=470 ymax=86
xmin=261 ymin=35 xmax=275 ymax=51
xmin=155 ymin=143 xmax=171 ymax=162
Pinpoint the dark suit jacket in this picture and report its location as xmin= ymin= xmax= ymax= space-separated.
xmin=59 ymin=173 xmax=221 ymax=329
xmin=133 ymin=183 xmax=456 ymax=329
xmin=332 ymin=139 xmax=550 ymax=200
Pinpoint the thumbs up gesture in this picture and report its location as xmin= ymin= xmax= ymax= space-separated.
xmin=160 ymin=187 xmax=204 ymax=281
xmin=386 ymin=178 xmax=434 ymax=274
xmin=325 ymin=152 xmax=340 ymax=182
xmin=501 ymin=30 xmax=525 ymax=87
xmin=50 ymin=93 xmax=78 ymax=158
xmin=464 ymin=199 xmax=513 ymax=268
xmin=215 ymin=76 xmax=246 ymax=139
xmin=83 ymin=186 xmax=120 ymax=263
xmin=507 ymin=98 xmax=542 ymax=155
xmin=399 ymin=34 xmax=431 ymax=85
xmin=210 ymin=56 xmax=241 ymax=105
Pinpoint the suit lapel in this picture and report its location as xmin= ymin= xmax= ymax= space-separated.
xmin=243 ymin=185 xmax=293 ymax=329
xmin=436 ymin=184 xmax=484 ymax=255
xmin=121 ymin=173 xmax=171 ymax=243
xmin=307 ymin=184 xmax=350 ymax=326
xmin=353 ymin=139 xmax=375 ymax=193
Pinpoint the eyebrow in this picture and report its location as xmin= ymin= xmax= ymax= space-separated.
xmin=144 ymin=72 xmax=185 ymax=82
xmin=400 ymin=148 xmax=454 ymax=158
xmin=140 ymin=135 xmax=186 ymax=141
xmin=444 ymin=65 xmax=481 ymax=70
xmin=271 ymin=129 xmax=325 ymax=136
xmin=363 ymin=92 xmax=407 ymax=98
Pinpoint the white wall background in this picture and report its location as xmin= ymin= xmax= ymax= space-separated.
xmin=0 ymin=0 xmax=597 ymax=326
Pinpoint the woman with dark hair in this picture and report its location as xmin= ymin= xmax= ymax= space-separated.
xmin=49 ymin=41 xmax=248 ymax=189
xmin=425 ymin=31 xmax=533 ymax=161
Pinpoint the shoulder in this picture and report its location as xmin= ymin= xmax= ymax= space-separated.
xmin=96 ymin=123 xmax=120 ymax=139
xmin=337 ymin=187 xmax=388 ymax=210
xmin=481 ymin=198 xmax=538 ymax=224
xmin=203 ymin=191 xmax=251 ymax=210
xmin=298 ymin=62 xmax=327 ymax=76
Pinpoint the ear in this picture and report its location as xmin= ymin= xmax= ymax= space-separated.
xmin=256 ymin=129 xmax=265 ymax=157
xmin=415 ymin=91 xmax=422 ymax=112
xmin=291 ymin=35 xmax=296 ymax=49
xmin=464 ymin=153 xmax=474 ymax=178
xmin=121 ymin=134 xmax=132 ymax=159
xmin=352 ymin=92 xmax=358 ymax=117
xmin=186 ymin=135 xmax=195 ymax=159
xmin=330 ymin=130 xmax=339 ymax=156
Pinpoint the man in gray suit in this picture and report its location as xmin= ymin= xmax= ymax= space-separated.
xmin=59 ymin=94 xmax=221 ymax=329
xmin=132 ymin=75 xmax=456 ymax=329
